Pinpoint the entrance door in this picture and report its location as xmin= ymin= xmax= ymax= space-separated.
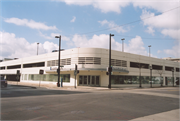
xmin=79 ymin=76 xmax=87 ymax=85
xmin=79 ymin=75 xmax=100 ymax=86
xmin=165 ymin=77 xmax=168 ymax=85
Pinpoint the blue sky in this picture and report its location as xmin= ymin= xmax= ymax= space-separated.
xmin=0 ymin=0 xmax=180 ymax=59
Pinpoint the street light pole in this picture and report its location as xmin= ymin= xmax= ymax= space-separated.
xmin=139 ymin=63 xmax=142 ymax=88
xmin=121 ymin=38 xmax=125 ymax=52
xmin=148 ymin=45 xmax=151 ymax=57
xmin=108 ymin=33 xmax=114 ymax=89
xmin=149 ymin=66 xmax=152 ymax=88
xmin=55 ymin=35 xmax=61 ymax=87
xmin=172 ymin=68 xmax=174 ymax=87
xmin=37 ymin=43 xmax=39 ymax=55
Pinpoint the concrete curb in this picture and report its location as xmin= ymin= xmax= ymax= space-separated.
xmin=7 ymin=81 xmax=179 ymax=91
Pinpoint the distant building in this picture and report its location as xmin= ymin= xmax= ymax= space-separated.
xmin=163 ymin=57 xmax=180 ymax=62
xmin=0 ymin=48 xmax=179 ymax=87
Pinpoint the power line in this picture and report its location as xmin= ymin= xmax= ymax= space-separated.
xmin=60 ymin=6 xmax=179 ymax=41
xmin=115 ymin=34 xmax=175 ymax=40
xmin=76 ymin=6 xmax=180 ymax=35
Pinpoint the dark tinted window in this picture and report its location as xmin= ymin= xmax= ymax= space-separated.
xmin=7 ymin=65 xmax=21 ymax=69
xmin=0 ymin=67 xmax=5 ymax=70
xmin=130 ymin=62 xmax=149 ymax=69
xmin=165 ymin=66 xmax=173 ymax=71
xmin=152 ymin=65 xmax=163 ymax=70
xmin=23 ymin=62 xmax=45 ymax=68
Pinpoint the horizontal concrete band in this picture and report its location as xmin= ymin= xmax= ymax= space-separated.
xmin=46 ymin=67 xmax=129 ymax=73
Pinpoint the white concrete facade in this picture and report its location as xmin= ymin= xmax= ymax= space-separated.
xmin=0 ymin=48 xmax=179 ymax=87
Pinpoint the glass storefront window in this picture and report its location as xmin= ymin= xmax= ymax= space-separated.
xmin=126 ymin=76 xmax=132 ymax=84
xmin=111 ymin=75 xmax=163 ymax=85
xmin=92 ymin=76 xmax=95 ymax=84
xmin=84 ymin=76 xmax=87 ymax=84
xmin=142 ymin=76 xmax=149 ymax=84
xmin=79 ymin=76 xmax=83 ymax=84
xmin=167 ymin=77 xmax=173 ymax=85
xmin=132 ymin=76 xmax=139 ymax=84
xmin=27 ymin=74 xmax=70 ymax=82
xmin=96 ymin=76 xmax=100 ymax=85
xmin=24 ymin=74 xmax=27 ymax=80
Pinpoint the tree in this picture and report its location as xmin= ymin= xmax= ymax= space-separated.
xmin=157 ymin=70 xmax=164 ymax=86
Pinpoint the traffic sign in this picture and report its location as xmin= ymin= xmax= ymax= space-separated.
xmin=39 ymin=69 xmax=44 ymax=75
xmin=74 ymin=70 xmax=77 ymax=76
xmin=16 ymin=75 xmax=20 ymax=81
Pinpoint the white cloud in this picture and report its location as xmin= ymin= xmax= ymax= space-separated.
xmin=39 ymin=32 xmax=70 ymax=41
xmin=0 ymin=31 xmax=59 ymax=59
xmin=161 ymin=29 xmax=180 ymax=40
xmin=72 ymin=34 xmax=149 ymax=56
xmin=132 ymin=0 xmax=179 ymax=13
xmin=146 ymin=26 xmax=155 ymax=35
xmin=43 ymin=41 xmax=59 ymax=53
xmin=140 ymin=9 xmax=179 ymax=30
xmin=57 ymin=0 xmax=130 ymax=13
xmin=56 ymin=0 xmax=179 ymax=14
xmin=137 ymin=3 xmax=179 ymax=58
xmin=70 ymin=16 xmax=76 ymax=22
xmin=39 ymin=31 xmax=53 ymax=39
xmin=98 ymin=20 xmax=127 ymax=33
xmin=4 ymin=18 xmax=57 ymax=30
xmin=163 ymin=44 xmax=180 ymax=57
xmin=157 ymin=50 xmax=161 ymax=54
xmin=72 ymin=34 xmax=109 ymax=48
xmin=125 ymin=36 xmax=148 ymax=56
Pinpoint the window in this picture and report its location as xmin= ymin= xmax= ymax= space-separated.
xmin=7 ymin=65 xmax=21 ymax=69
xmin=130 ymin=62 xmax=139 ymax=68
xmin=111 ymin=75 xmax=163 ymax=84
xmin=94 ymin=57 xmax=101 ymax=65
xmin=23 ymin=62 xmax=45 ymax=68
xmin=165 ymin=66 xmax=173 ymax=71
xmin=0 ymin=66 xmax=5 ymax=70
xmin=47 ymin=58 xmax=71 ymax=67
xmin=78 ymin=57 xmax=101 ymax=65
xmin=111 ymin=59 xmax=127 ymax=67
xmin=176 ymin=68 xmax=179 ymax=72
xmin=152 ymin=65 xmax=163 ymax=70
xmin=28 ymin=74 xmax=70 ymax=82
xmin=130 ymin=62 xmax=149 ymax=69
xmin=122 ymin=60 xmax=127 ymax=67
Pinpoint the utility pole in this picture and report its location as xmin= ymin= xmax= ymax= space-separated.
xmin=55 ymin=35 xmax=61 ymax=87
xmin=139 ymin=63 xmax=142 ymax=88
xmin=108 ymin=33 xmax=114 ymax=89
xmin=148 ymin=45 xmax=151 ymax=57
xmin=37 ymin=43 xmax=39 ymax=55
xmin=74 ymin=64 xmax=79 ymax=88
xmin=121 ymin=38 xmax=125 ymax=52
xmin=150 ymin=66 xmax=152 ymax=88
xmin=172 ymin=68 xmax=174 ymax=87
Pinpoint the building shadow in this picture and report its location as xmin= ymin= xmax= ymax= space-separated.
xmin=1 ymin=85 xmax=90 ymax=98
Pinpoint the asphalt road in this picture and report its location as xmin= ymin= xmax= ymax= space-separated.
xmin=1 ymin=85 xmax=179 ymax=120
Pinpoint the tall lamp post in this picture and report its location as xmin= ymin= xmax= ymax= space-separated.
xmin=139 ymin=63 xmax=142 ymax=88
xmin=148 ymin=45 xmax=151 ymax=57
xmin=149 ymin=65 xmax=152 ymax=88
xmin=55 ymin=35 xmax=61 ymax=87
xmin=108 ymin=33 xmax=114 ymax=89
xmin=172 ymin=68 xmax=174 ymax=87
xmin=37 ymin=43 xmax=39 ymax=55
xmin=121 ymin=38 xmax=125 ymax=52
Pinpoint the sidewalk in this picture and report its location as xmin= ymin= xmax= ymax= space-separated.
xmin=130 ymin=109 xmax=179 ymax=121
xmin=7 ymin=81 xmax=179 ymax=91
